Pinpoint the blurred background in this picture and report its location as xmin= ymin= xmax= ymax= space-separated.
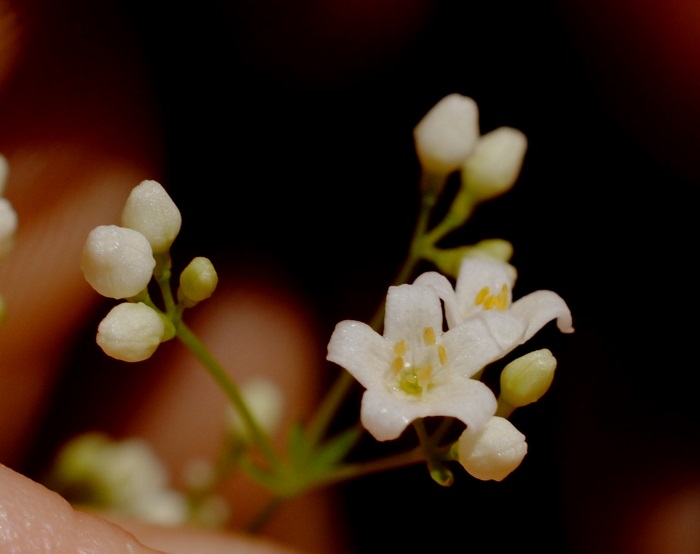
xmin=6 ymin=0 xmax=700 ymax=552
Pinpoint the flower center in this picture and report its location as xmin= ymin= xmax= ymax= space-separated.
xmin=390 ymin=326 xmax=448 ymax=396
xmin=475 ymin=284 xmax=509 ymax=310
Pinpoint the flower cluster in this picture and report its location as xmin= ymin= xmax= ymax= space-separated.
xmin=80 ymin=180 xmax=218 ymax=362
xmin=34 ymin=93 xmax=574 ymax=529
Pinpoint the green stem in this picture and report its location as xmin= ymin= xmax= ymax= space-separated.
xmin=175 ymin=320 xmax=281 ymax=471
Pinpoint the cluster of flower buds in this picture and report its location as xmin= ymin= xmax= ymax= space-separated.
xmin=81 ymin=180 xmax=218 ymax=362
xmin=413 ymin=93 xmax=528 ymax=202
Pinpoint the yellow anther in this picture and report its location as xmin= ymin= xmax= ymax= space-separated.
xmin=484 ymin=295 xmax=497 ymax=310
xmin=423 ymin=327 xmax=437 ymax=346
xmin=475 ymin=286 xmax=490 ymax=306
xmin=391 ymin=357 xmax=404 ymax=375
xmin=394 ymin=339 xmax=407 ymax=357
xmin=438 ymin=345 xmax=447 ymax=365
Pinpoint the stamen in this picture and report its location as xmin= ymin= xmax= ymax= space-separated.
xmin=475 ymin=286 xmax=489 ymax=306
xmin=417 ymin=364 xmax=433 ymax=386
xmin=423 ymin=327 xmax=436 ymax=346
xmin=391 ymin=357 xmax=404 ymax=374
xmin=438 ymin=345 xmax=447 ymax=365
xmin=495 ymin=284 xmax=509 ymax=310
xmin=394 ymin=339 xmax=407 ymax=357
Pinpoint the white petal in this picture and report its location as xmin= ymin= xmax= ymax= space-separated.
xmin=383 ymin=283 xmax=444 ymax=341
xmin=359 ymin=377 xmax=496 ymax=441
xmin=412 ymin=271 xmax=461 ymax=328
xmin=326 ymin=320 xmax=393 ymax=390
xmin=510 ymin=290 xmax=574 ymax=339
xmin=444 ymin=313 xmax=526 ymax=377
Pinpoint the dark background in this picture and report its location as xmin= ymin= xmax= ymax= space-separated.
xmin=37 ymin=1 xmax=700 ymax=552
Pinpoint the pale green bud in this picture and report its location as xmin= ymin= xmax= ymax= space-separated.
xmin=500 ymin=348 xmax=557 ymax=408
xmin=457 ymin=416 xmax=527 ymax=481
xmin=431 ymin=239 xmax=514 ymax=278
xmin=414 ymin=94 xmax=480 ymax=174
xmin=96 ymin=302 xmax=165 ymax=362
xmin=121 ymin=180 xmax=182 ymax=254
xmin=81 ymin=225 xmax=155 ymax=299
xmin=462 ymin=126 xmax=527 ymax=201
xmin=178 ymin=256 xmax=218 ymax=305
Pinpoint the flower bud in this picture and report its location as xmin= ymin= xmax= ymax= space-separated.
xmin=0 ymin=154 xmax=8 ymax=196
xmin=0 ymin=198 xmax=18 ymax=259
xmin=500 ymin=348 xmax=557 ymax=408
xmin=121 ymin=180 xmax=182 ymax=253
xmin=457 ymin=416 xmax=527 ymax=481
xmin=178 ymin=256 xmax=218 ymax=304
xmin=81 ymin=225 xmax=155 ymax=299
xmin=461 ymin=126 xmax=527 ymax=201
xmin=96 ymin=302 xmax=165 ymax=362
xmin=413 ymin=94 xmax=480 ymax=174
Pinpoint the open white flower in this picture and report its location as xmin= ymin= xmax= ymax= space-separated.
xmin=457 ymin=415 xmax=527 ymax=481
xmin=414 ymin=257 xmax=573 ymax=369
xmin=327 ymin=282 xmax=498 ymax=441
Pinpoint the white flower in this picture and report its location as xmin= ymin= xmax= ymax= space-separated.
xmin=121 ymin=180 xmax=182 ymax=254
xmin=81 ymin=224 xmax=155 ymax=299
xmin=457 ymin=416 xmax=527 ymax=481
xmin=462 ymin=126 xmax=528 ymax=201
xmin=413 ymin=93 xmax=480 ymax=174
xmin=96 ymin=302 xmax=165 ymax=362
xmin=414 ymin=257 xmax=573 ymax=369
xmin=0 ymin=198 xmax=17 ymax=260
xmin=327 ymin=282 xmax=498 ymax=441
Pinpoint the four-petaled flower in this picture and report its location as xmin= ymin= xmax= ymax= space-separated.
xmin=327 ymin=256 xmax=573 ymax=442
xmin=327 ymin=282 xmax=498 ymax=441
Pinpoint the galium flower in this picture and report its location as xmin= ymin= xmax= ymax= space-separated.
xmin=413 ymin=93 xmax=480 ymax=175
xmin=121 ymin=180 xmax=182 ymax=254
xmin=327 ymin=282 xmax=498 ymax=441
xmin=414 ymin=257 xmax=574 ymax=359
xmin=81 ymin=224 xmax=156 ymax=299
xmin=456 ymin=415 xmax=527 ymax=481
xmin=96 ymin=302 xmax=165 ymax=362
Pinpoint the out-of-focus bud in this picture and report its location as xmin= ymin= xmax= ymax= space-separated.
xmin=96 ymin=302 xmax=165 ymax=362
xmin=0 ymin=154 xmax=8 ymax=196
xmin=226 ymin=377 xmax=284 ymax=441
xmin=500 ymin=348 xmax=557 ymax=409
xmin=431 ymin=239 xmax=514 ymax=278
xmin=0 ymin=198 xmax=17 ymax=260
xmin=457 ymin=416 xmax=527 ymax=481
xmin=121 ymin=180 xmax=182 ymax=254
xmin=81 ymin=225 xmax=155 ymax=299
xmin=414 ymin=94 xmax=480 ymax=175
xmin=461 ymin=126 xmax=527 ymax=202
xmin=178 ymin=256 xmax=218 ymax=305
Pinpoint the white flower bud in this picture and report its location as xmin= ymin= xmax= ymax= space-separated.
xmin=457 ymin=416 xmax=527 ymax=481
xmin=413 ymin=94 xmax=480 ymax=174
xmin=0 ymin=198 xmax=18 ymax=259
xmin=96 ymin=302 xmax=165 ymax=362
xmin=500 ymin=349 xmax=557 ymax=408
xmin=178 ymin=256 xmax=218 ymax=304
xmin=121 ymin=180 xmax=182 ymax=254
xmin=462 ymin=126 xmax=528 ymax=201
xmin=81 ymin=225 xmax=155 ymax=299
xmin=0 ymin=154 xmax=8 ymax=196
